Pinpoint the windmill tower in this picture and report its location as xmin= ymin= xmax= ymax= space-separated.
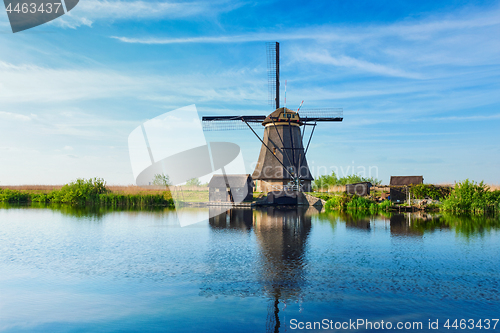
xmin=252 ymin=107 xmax=313 ymax=192
xmin=203 ymin=42 xmax=343 ymax=194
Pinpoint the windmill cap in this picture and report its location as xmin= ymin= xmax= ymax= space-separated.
xmin=262 ymin=107 xmax=301 ymax=126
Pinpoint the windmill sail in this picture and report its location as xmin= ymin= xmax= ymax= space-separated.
xmin=201 ymin=108 xmax=343 ymax=131
xmin=267 ymin=42 xmax=279 ymax=109
xmin=297 ymin=108 xmax=343 ymax=123
xmin=202 ymin=115 xmax=265 ymax=131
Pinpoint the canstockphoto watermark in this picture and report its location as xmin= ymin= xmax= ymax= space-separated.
xmin=4 ymin=0 xmax=79 ymax=33
xmin=289 ymin=318 xmax=499 ymax=331
xmin=289 ymin=318 xmax=424 ymax=330
xmin=127 ymin=104 xmax=247 ymax=227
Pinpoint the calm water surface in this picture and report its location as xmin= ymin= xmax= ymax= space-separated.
xmin=0 ymin=205 xmax=499 ymax=332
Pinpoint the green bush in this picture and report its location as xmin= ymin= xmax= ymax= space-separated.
xmin=313 ymin=172 xmax=381 ymax=190
xmin=411 ymin=184 xmax=451 ymax=200
xmin=50 ymin=178 xmax=108 ymax=205
xmin=324 ymin=194 xmax=349 ymax=211
xmin=0 ymin=189 xmax=30 ymax=202
xmin=441 ymin=179 xmax=499 ymax=214
xmin=325 ymin=194 xmax=379 ymax=212
xmin=325 ymin=193 xmax=396 ymax=213
xmin=378 ymin=199 xmax=393 ymax=211
xmin=347 ymin=196 xmax=375 ymax=210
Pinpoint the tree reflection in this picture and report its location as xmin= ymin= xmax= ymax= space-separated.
xmin=0 ymin=202 xmax=174 ymax=220
xmin=318 ymin=209 xmax=499 ymax=238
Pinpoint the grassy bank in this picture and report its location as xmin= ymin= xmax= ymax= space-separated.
xmin=324 ymin=193 xmax=393 ymax=213
xmin=0 ymin=178 xmax=174 ymax=208
xmin=322 ymin=180 xmax=499 ymax=215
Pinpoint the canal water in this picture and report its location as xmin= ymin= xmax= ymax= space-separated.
xmin=0 ymin=205 xmax=499 ymax=332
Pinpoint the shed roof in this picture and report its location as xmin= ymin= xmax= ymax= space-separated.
xmin=208 ymin=174 xmax=252 ymax=188
xmin=390 ymin=176 xmax=423 ymax=186
xmin=346 ymin=182 xmax=373 ymax=186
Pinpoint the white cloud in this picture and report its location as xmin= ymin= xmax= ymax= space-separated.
xmin=52 ymin=0 xmax=243 ymax=28
xmin=297 ymin=52 xmax=424 ymax=79
xmin=0 ymin=111 xmax=31 ymax=121
xmin=111 ymin=32 xmax=319 ymax=44
xmin=0 ymin=59 xmax=268 ymax=106
xmin=112 ymin=5 xmax=500 ymax=43
xmin=0 ymin=62 xmax=139 ymax=103
xmin=111 ymin=5 xmax=500 ymax=74
xmin=429 ymin=114 xmax=500 ymax=122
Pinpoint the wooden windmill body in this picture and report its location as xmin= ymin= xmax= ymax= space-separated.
xmin=252 ymin=108 xmax=313 ymax=192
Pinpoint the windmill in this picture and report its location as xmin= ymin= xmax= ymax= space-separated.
xmin=202 ymin=42 xmax=343 ymax=194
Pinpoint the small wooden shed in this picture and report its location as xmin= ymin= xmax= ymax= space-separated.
xmin=390 ymin=176 xmax=423 ymax=202
xmin=346 ymin=182 xmax=372 ymax=196
xmin=208 ymin=174 xmax=254 ymax=203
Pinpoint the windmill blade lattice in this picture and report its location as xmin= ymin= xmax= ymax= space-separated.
xmin=299 ymin=108 xmax=343 ymax=123
xmin=202 ymin=115 xmax=266 ymax=131
xmin=266 ymin=42 xmax=279 ymax=109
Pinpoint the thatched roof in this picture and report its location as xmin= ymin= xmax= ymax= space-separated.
xmin=346 ymin=182 xmax=372 ymax=186
xmin=390 ymin=176 xmax=423 ymax=186
xmin=208 ymin=174 xmax=252 ymax=188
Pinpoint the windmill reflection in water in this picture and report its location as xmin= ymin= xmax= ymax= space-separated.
xmin=205 ymin=207 xmax=313 ymax=333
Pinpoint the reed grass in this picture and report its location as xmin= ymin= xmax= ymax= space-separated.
xmin=0 ymin=178 xmax=174 ymax=207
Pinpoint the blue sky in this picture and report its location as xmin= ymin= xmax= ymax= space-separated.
xmin=0 ymin=0 xmax=499 ymax=185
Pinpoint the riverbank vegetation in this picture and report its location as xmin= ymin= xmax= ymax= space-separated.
xmin=322 ymin=179 xmax=499 ymax=215
xmin=324 ymin=193 xmax=393 ymax=213
xmin=0 ymin=178 xmax=174 ymax=207
xmin=411 ymin=184 xmax=451 ymax=200
xmin=441 ymin=180 xmax=500 ymax=214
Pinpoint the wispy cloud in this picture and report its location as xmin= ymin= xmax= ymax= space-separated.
xmin=111 ymin=32 xmax=329 ymax=44
xmin=112 ymin=5 xmax=500 ymax=43
xmin=0 ymin=58 xmax=269 ymax=106
xmin=298 ymin=52 xmax=424 ymax=79
xmin=111 ymin=5 xmax=500 ymax=80
xmin=53 ymin=0 xmax=244 ymax=28
xmin=429 ymin=114 xmax=500 ymax=122
xmin=0 ymin=62 xmax=139 ymax=103
xmin=0 ymin=111 xmax=32 ymax=121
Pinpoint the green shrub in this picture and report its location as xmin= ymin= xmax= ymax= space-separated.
xmin=0 ymin=189 xmax=29 ymax=202
xmin=50 ymin=178 xmax=108 ymax=205
xmin=441 ymin=180 xmax=499 ymax=214
xmin=313 ymin=172 xmax=381 ymax=190
xmin=378 ymin=199 xmax=393 ymax=211
xmin=324 ymin=194 xmax=349 ymax=211
xmin=346 ymin=196 xmax=374 ymax=210
xmin=411 ymin=184 xmax=451 ymax=200
xmin=325 ymin=194 xmax=379 ymax=211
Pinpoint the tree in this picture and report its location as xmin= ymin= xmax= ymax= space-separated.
xmin=185 ymin=178 xmax=201 ymax=186
xmin=313 ymin=172 xmax=382 ymax=190
xmin=152 ymin=174 xmax=171 ymax=188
